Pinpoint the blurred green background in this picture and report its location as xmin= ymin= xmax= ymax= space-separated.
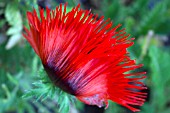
xmin=0 ymin=0 xmax=170 ymax=113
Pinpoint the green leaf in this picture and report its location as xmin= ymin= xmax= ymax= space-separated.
xmin=137 ymin=1 xmax=167 ymax=34
xmin=5 ymin=2 xmax=23 ymax=49
xmin=149 ymin=46 xmax=170 ymax=112
xmin=5 ymin=3 xmax=22 ymax=26
xmin=5 ymin=33 xmax=22 ymax=50
xmin=6 ymin=26 xmax=22 ymax=35
xmin=124 ymin=16 xmax=135 ymax=34
xmin=7 ymin=73 xmax=18 ymax=85
xmin=0 ymin=84 xmax=19 ymax=113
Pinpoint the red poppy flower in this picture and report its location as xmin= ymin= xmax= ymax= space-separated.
xmin=23 ymin=3 xmax=147 ymax=112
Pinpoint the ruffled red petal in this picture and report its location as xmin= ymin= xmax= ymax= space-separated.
xmin=23 ymin=3 xmax=147 ymax=112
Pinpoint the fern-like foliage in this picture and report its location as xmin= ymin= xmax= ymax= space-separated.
xmin=22 ymin=68 xmax=75 ymax=113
